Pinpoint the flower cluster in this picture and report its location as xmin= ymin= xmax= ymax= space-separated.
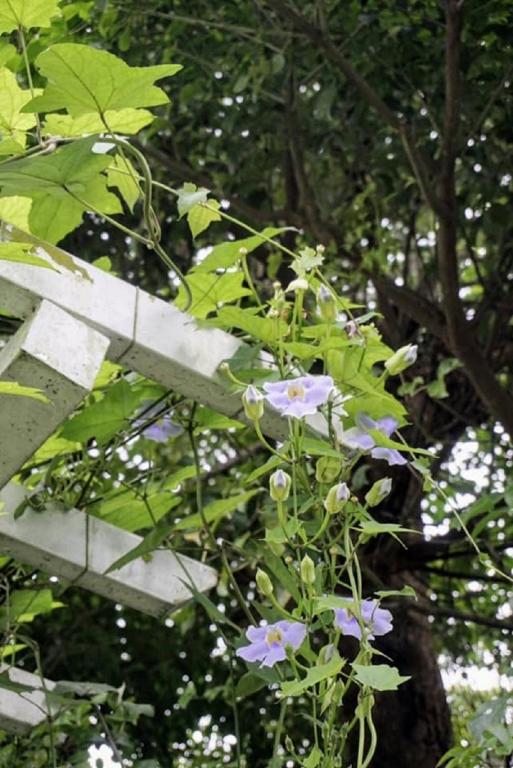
xmin=237 ymin=599 xmax=393 ymax=668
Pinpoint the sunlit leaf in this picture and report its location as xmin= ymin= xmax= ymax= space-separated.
xmin=0 ymin=0 xmax=61 ymax=33
xmin=352 ymin=663 xmax=410 ymax=691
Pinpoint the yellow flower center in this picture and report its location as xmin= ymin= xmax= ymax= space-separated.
xmin=265 ymin=627 xmax=284 ymax=646
xmin=287 ymin=383 xmax=306 ymax=401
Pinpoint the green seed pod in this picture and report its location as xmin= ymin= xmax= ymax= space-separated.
xmin=315 ymin=456 xmax=342 ymax=484
xmin=256 ymin=568 xmax=274 ymax=597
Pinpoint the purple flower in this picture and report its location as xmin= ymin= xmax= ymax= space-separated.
xmin=236 ymin=620 xmax=307 ymax=668
xmin=341 ymin=414 xmax=407 ymax=466
xmin=334 ymin=599 xmax=393 ymax=641
xmin=134 ymin=402 xmax=184 ymax=443
xmin=142 ymin=415 xmax=183 ymax=443
xmin=263 ymin=375 xmax=334 ymax=419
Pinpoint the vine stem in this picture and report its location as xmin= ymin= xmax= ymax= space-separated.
xmin=17 ymin=24 xmax=42 ymax=145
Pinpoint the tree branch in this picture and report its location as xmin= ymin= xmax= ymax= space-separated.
xmin=263 ymin=0 xmax=443 ymax=214
xmin=411 ymin=602 xmax=513 ymax=633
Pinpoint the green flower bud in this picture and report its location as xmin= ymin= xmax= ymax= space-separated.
xmin=318 ymin=643 xmax=336 ymax=664
xmin=300 ymin=554 xmax=316 ymax=585
xmin=384 ymin=344 xmax=418 ymax=375
xmin=242 ymin=385 xmax=264 ymax=421
xmin=365 ymin=477 xmax=392 ymax=507
xmin=324 ymin=482 xmax=350 ymax=514
xmin=317 ymin=284 xmax=338 ymax=324
xmin=269 ymin=469 xmax=291 ymax=502
xmin=316 ymin=456 xmax=342 ymax=484
xmin=256 ymin=568 xmax=274 ymax=597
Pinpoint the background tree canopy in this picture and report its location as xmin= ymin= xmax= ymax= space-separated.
xmin=1 ymin=1 xmax=513 ymax=767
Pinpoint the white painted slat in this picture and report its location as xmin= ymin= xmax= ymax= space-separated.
xmin=0 ymin=241 xmax=329 ymax=441
xmin=0 ymin=300 xmax=109 ymax=489
xmin=0 ymin=666 xmax=55 ymax=734
xmin=0 ymin=483 xmax=218 ymax=618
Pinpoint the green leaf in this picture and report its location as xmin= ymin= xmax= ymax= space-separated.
xmin=357 ymin=520 xmax=418 ymax=536
xmin=188 ymin=200 xmax=222 ymax=238
xmin=26 ymin=44 xmax=181 ymax=117
xmin=43 ymin=109 xmax=154 ymax=138
xmin=96 ymin=490 xmax=182 ymax=532
xmin=195 ymin=227 xmax=286 ymax=272
xmin=0 ymin=68 xmax=40 ymax=154
xmin=177 ymin=182 xmax=209 ymax=217
xmin=312 ymin=595 xmax=353 ymax=614
xmin=213 ymin=306 xmax=287 ymax=343
xmin=0 ymin=0 xmax=60 ymax=33
xmin=107 ymin=154 xmax=140 ymax=212
xmin=173 ymin=490 xmax=259 ymax=531
xmin=352 ymin=663 xmax=410 ymax=691
xmin=32 ymin=435 xmax=81 ymax=462
xmin=60 ymin=379 xmax=140 ymax=444
xmin=375 ymin=585 xmax=417 ymax=600
xmin=304 ymin=746 xmax=323 ymax=768
xmin=175 ymin=272 xmax=252 ymax=319
xmin=244 ymin=455 xmax=281 ymax=485
xmin=6 ymin=589 xmax=59 ymax=622
xmin=301 ymin=438 xmax=342 ymax=460
xmin=279 ymin=652 xmax=344 ymax=698
xmin=0 ymin=138 xmax=122 ymax=243
xmin=104 ymin=517 xmax=176 ymax=573
xmin=0 ymin=196 xmax=31 ymax=229
xmin=235 ymin=672 xmax=268 ymax=699
xmin=0 ymin=380 xmax=49 ymax=402
xmin=0 ymin=242 xmax=58 ymax=270
xmin=292 ymin=246 xmax=324 ymax=276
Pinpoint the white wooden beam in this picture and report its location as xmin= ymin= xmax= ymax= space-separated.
xmin=0 ymin=300 xmax=109 ymax=489
xmin=0 ymin=240 xmax=329 ymax=441
xmin=0 ymin=483 xmax=218 ymax=618
xmin=0 ymin=666 xmax=55 ymax=734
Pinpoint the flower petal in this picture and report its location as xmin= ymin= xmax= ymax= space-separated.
xmin=279 ymin=621 xmax=307 ymax=650
xmin=334 ymin=609 xmax=362 ymax=640
xmin=261 ymin=644 xmax=287 ymax=667
xmin=236 ymin=640 xmax=269 ymax=663
xmin=246 ymin=625 xmax=268 ymax=643
xmin=341 ymin=427 xmax=375 ymax=451
xmin=371 ymin=447 xmax=407 ymax=466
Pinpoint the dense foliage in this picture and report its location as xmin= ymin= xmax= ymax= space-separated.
xmin=0 ymin=1 xmax=512 ymax=767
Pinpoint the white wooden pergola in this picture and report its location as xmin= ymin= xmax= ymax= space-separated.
xmin=0 ymin=237 xmax=333 ymax=731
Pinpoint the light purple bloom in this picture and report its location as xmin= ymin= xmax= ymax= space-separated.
xmin=334 ymin=599 xmax=393 ymax=641
xmin=236 ymin=620 xmax=306 ymax=668
xmin=341 ymin=414 xmax=407 ymax=466
xmin=134 ymin=403 xmax=184 ymax=443
xmin=263 ymin=375 xmax=334 ymax=419
xmin=142 ymin=415 xmax=183 ymax=443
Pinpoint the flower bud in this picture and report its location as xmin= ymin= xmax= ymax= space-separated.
xmin=242 ymin=385 xmax=264 ymax=421
xmin=384 ymin=344 xmax=418 ymax=375
xmin=256 ymin=568 xmax=274 ymax=597
xmin=365 ymin=477 xmax=392 ymax=507
xmin=269 ymin=469 xmax=291 ymax=502
xmin=300 ymin=554 xmax=316 ymax=585
xmin=317 ymin=284 xmax=337 ymax=324
xmin=286 ymin=277 xmax=309 ymax=293
xmin=318 ymin=643 xmax=335 ymax=664
xmin=324 ymin=482 xmax=350 ymax=514
xmin=315 ymin=456 xmax=342 ymax=484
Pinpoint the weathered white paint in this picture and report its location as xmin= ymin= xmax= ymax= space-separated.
xmin=0 ymin=666 xmax=55 ymax=734
xmin=0 ymin=300 xmax=109 ymax=489
xmin=0 ymin=483 xmax=218 ymax=618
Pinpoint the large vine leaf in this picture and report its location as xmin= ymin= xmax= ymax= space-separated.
xmin=42 ymin=108 xmax=154 ymax=138
xmin=0 ymin=68 xmax=40 ymax=155
xmin=174 ymin=272 xmax=252 ymax=318
xmin=0 ymin=195 xmax=31 ymax=229
xmin=0 ymin=0 xmax=60 ymax=33
xmin=25 ymin=44 xmax=181 ymax=118
xmin=352 ymin=663 xmax=410 ymax=691
xmin=0 ymin=242 xmax=58 ymax=270
xmin=0 ymin=138 xmax=122 ymax=243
